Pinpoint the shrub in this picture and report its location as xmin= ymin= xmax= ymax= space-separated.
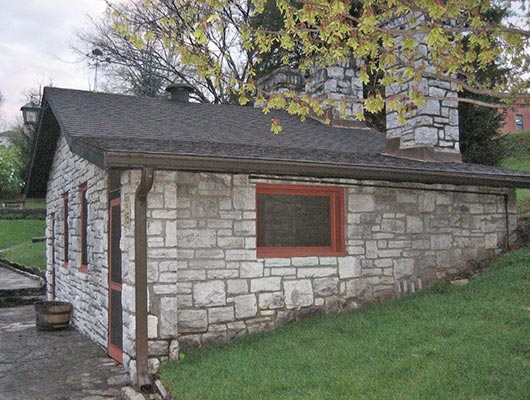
xmin=0 ymin=146 xmax=24 ymax=198
xmin=516 ymin=216 xmax=530 ymax=246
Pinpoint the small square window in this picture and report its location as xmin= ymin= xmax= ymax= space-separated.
xmin=256 ymin=184 xmax=345 ymax=258
xmin=516 ymin=114 xmax=524 ymax=131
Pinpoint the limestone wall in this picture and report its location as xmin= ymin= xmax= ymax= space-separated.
xmin=122 ymin=171 xmax=516 ymax=373
xmin=46 ymin=135 xmax=109 ymax=347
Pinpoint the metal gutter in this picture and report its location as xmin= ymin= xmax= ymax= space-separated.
xmin=103 ymin=151 xmax=530 ymax=189
xmin=134 ymin=167 xmax=154 ymax=389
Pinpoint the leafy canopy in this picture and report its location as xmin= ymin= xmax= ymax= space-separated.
xmin=116 ymin=0 xmax=530 ymax=129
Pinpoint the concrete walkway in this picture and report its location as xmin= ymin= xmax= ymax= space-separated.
xmin=0 ymin=264 xmax=45 ymax=307
xmin=0 ymin=305 xmax=128 ymax=400
xmin=0 ymin=264 xmax=42 ymax=291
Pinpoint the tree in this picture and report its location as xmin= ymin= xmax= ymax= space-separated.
xmin=77 ymin=7 xmax=184 ymax=98
xmin=117 ymin=0 xmax=530 ymax=124
xmin=459 ymin=5 xmax=509 ymax=165
xmin=79 ymin=0 xmax=266 ymax=103
xmin=0 ymin=145 xmax=24 ymax=198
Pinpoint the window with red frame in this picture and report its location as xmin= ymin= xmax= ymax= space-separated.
xmin=80 ymin=183 xmax=88 ymax=272
xmin=256 ymin=184 xmax=345 ymax=258
xmin=63 ymin=193 xmax=69 ymax=266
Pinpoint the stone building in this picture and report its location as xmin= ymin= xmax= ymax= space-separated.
xmin=27 ymin=69 xmax=530 ymax=387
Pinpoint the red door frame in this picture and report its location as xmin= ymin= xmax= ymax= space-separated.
xmin=108 ymin=196 xmax=123 ymax=364
xmin=50 ymin=213 xmax=56 ymax=301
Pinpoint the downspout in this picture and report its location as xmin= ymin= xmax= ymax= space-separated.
xmin=134 ymin=167 xmax=154 ymax=389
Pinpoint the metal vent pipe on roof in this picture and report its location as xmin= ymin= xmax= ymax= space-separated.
xmin=165 ymin=83 xmax=194 ymax=103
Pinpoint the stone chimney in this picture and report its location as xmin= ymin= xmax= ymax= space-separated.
xmin=255 ymin=60 xmax=365 ymax=128
xmin=384 ymin=16 xmax=461 ymax=162
xmin=305 ymin=58 xmax=364 ymax=126
xmin=255 ymin=66 xmax=304 ymax=95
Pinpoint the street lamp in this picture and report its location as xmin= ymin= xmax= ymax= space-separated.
xmin=20 ymin=101 xmax=41 ymax=126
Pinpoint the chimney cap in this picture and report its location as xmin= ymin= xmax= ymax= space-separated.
xmin=166 ymin=83 xmax=195 ymax=93
xmin=165 ymin=83 xmax=195 ymax=103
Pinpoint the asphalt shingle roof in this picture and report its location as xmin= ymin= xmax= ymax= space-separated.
xmin=26 ymin=87 xmax=530 ymax=196
xmin=45 ymin=87 xmax=385 ymax=156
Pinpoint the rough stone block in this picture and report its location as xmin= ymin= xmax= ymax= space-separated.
xmin=319 ymin=257 xmax=338 ymax=265
xmin=177 ymin=230 xmax=216 ymax=248
xmin=313 ymin=277 xmax=339 ymax=297
xmin=193 ymin=281 xmax=226 ymax=307
xmin=406 ymin=215 xmax=424 ymax=234
xmin=338 ymin=257 xmax=362 ymax=279
xmin=259 ymin=292 xmax=285 ymax=309
xmin=431 ymin=234 xmax=452 ymax=250
xmin=345 ymin=279 xmax=366 ymax=298
xmin=165 ymin=220 xmax=177 ymax=247
xmin=240 ymin=262 xmax=264 ymax=278
xmin=348 ymin=194 xmax=375 ymax=212
xmin=148 ymin=315 xmax=158 ymax=339
xmin=394 ymin=259 xmax=415 ymax=278
xmin=218 ymin=237 xmax=245 ymax=249
xmin=233 ymin=188 xmax=255 ymax=210
xmin=297 ymin=267 xmax=337 ymax=278
xmin=233 ymin=294 xmax=257 ymax=318
xmin=291 ymin=257 xmax=319 ymax=267
xmin=169 ymin=340 xmax=179 ymax=360
xmin=381 ymin=219 xmax=406 ymax=233
xmin=269 ymin=267 xmax=296 ymax=277
xmin=208 ymin=306 xmax=235 ymax=323
xmin=178 ymin=310 xmax=208 ymax=333
xmin=207 ymin=269 xmax=239 ymax=279
xmin=284 ymin=280 xmax=313 ymax=309
xmin=485 ymin=233 xmax=498 ymax=249
xmin=160 ymin=297 xmax=177 ymax=338
xmin=227 ymin=279 xmax=248 ymax=295
xmin=226 ymin=249 xmax=256 ymax=261
xmin=233 ymin=220 xmax=255 ymax=236
xmin=191 ymin=198 xmax=218 ymax=218
xmin=250 ymin=277 xmax=281 ymax=292
xmin=264 ymin=258 xmax=291 ymax=267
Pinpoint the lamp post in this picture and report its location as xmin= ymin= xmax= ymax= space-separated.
xmin=20 ymin=101 xmax=41 ymax=126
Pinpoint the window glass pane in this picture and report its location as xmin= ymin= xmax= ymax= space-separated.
xmin=257 ymin=194 xmax=331 ymax=247
xmin=516 ymin=114 xmax=524 ymax=131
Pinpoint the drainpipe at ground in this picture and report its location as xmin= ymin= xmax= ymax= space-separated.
xmin=134 ymin=167 xmax=154 ymax=389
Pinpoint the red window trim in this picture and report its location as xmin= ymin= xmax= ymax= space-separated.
xmin=256 ymin=183 xmax=346 ymax=258
xmin=79 ymin=183 xmax=88 ymax=273
xmin=62 ymin=193 xmax=69 ymax=267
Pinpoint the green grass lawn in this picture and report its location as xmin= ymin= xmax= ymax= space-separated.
xmin=161 ymin=247 xmax=530 ymax=400
xmin=24 ymin=198 xmax=46 ymax=209
xmin=0 ymin=219 xmax=46 ymax=269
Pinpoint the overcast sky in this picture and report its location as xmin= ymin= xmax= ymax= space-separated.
xmin=0 ymin=1 xmax=527 ymax=129
xmin=0 ymin=0 xmax=109 ymax=129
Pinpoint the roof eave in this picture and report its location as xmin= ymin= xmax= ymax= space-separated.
xmin=103 ymin=151 xmax=530 ymax=189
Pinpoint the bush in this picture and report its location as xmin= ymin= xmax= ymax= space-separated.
xmin=516 ymin=216 xmax=530 ymax=246
xmin=0 ymin=146 xmax=24 ymax=198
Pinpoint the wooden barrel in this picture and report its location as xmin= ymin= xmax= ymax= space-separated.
xmin=35 ymin=301 xmax=72 ymax=331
